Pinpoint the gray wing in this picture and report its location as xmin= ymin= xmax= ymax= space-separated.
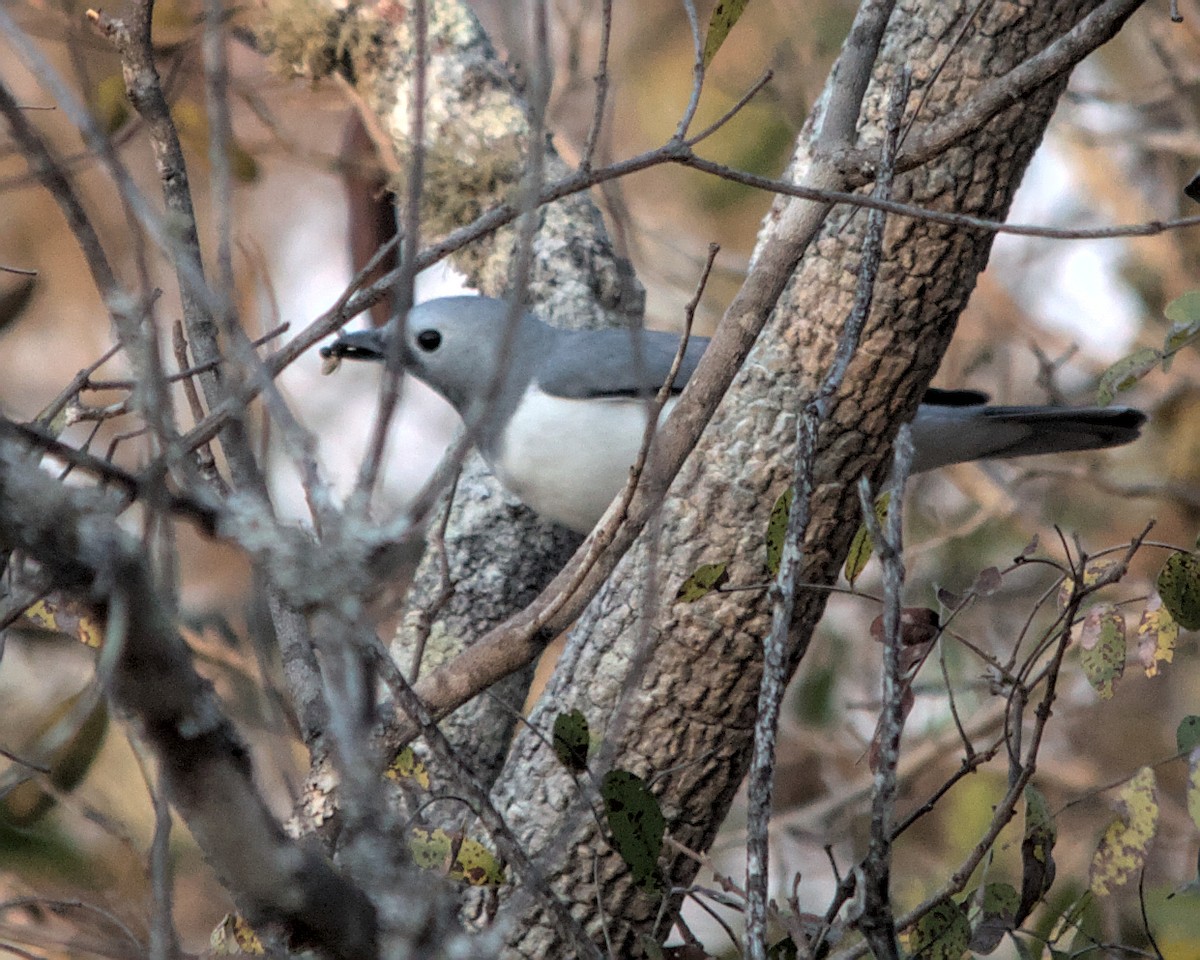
xmin=537 ymin=328 xmax=710 ymax=400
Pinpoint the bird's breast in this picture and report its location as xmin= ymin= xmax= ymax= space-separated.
xmin=490 ymin=385 xmax=677 ymax=533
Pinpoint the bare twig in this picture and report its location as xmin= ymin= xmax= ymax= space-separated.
xmin=354 ymin=0 xmax=428 ymax=501
xmin=128 ymin=735 xmax=179 ymax=960
xmin=855 ymin=424 xmax=914 ymax=960
xmin=743 ymin=58 xmax=906 ymax=960
xmin=580 ymin=0 xmax=614 ymax=170
xmin=0 ymin=441 xmax=378 ymax=960
xmin=0 ymin=420 xmax=220 ymax=535
xmin=367 ymin=640 xmax=605 ymax=960
xmin=838 ymin=0 xmax=1149 ymax=179
xmin=408 ymin=471 xmax=460 ymax=682
xmin=674 ymin=0 xmax=706 ymax=141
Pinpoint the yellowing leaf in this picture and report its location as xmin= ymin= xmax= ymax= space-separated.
xmin=1090 ymin=767 xmax=1159 ymax=896
xmin=765 ymin=486 xmax=793 ymax=576
xmin=904 ymin=899 xmax=970 ymax=959
xmin=447 ymin=835 xmax=505 ymax=886
xmin=702 ymin=0 xmax=751 ymax=67
xmin=1157 ymin=552 xmax=1200 ymax=630
xmin=385 ymin=746 xmax=430 ymax=789
xmin=844 ymin=491 xmax=890 ymax=588
xmin=1136 ymin=596 xmax=1178 ymax=677
xmin=1057 ymin=558 xmax=1121 ymax=610
xmin=408 ymin=827 xmax=504 ymax=886
xmin=1079 ymin=605 xmax=1125 ymax=700
xmin=22 ymin=597 xmax=103 ymax=648
xmin=172 ymin=97 xmax=259 ymax=183
xmin=675 ymin=561 xmax=728 ymax=603
xmin=90 ymin=73 xmax=131 ymax=135
xmin=210 ymin=914 xmax=264 ymax=955
xmin=1096 ymin=347 xmax=1161 ymax=406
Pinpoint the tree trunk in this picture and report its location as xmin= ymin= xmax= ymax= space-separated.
xmin=486 ymin=0 xmax=1137 ymax=955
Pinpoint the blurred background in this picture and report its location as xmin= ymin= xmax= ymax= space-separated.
xmin=2 ymin=0 xmax=1200 ymax=956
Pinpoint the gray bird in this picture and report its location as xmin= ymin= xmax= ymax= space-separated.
xmin=322 ymin=296 xmax=1146 ymax=533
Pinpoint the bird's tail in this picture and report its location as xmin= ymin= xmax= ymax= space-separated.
xmin=910 ymin=404 xmax=1146 ymax=473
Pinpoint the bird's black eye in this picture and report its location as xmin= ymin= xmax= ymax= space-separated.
xmin=415 ymin=329 xmax=442 ymax=352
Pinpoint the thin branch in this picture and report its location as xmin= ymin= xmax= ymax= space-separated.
xmin=838 ymin=0 xmax=1149 ymax=179
xmin=0 ymin=79 xmax=119 ymax=304
xmin=354 ymin=0 xmax=428 ymax=500
xmin=128 ymin=735 xmax=179 ymax=960
xmin=87 ymin=2 xmax=266 ymax=496
xmin=367 ymin=640 xmax=605 ymax=960
xmin=0 ymin=440 xmax=378 ymax=960
xmin=579 ymin=0 xmax=614 ymax=170
xmin=684 ymin=69 xmax=775 ymax=147
xmin=177 ymin=128 xmax=1198 ymax=463
xmin=408 ymin=471 xmax=459 ymax=682
xmin=673 ymin=0 xmax=706 ymax=141
xmin=743 ymin=37 xmax=905 ymax=960
xmin=0 ymin=420 xmax=221 ymax=535
xmin=855 ymin=425 xmax=914 ymax=960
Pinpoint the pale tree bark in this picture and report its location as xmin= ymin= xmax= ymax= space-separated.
xmin=483 ymin=0 xmax=1145 ymax=956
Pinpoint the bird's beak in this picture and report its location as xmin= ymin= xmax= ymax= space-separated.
xmin=320 ymin=328 xmax=389 ymax=363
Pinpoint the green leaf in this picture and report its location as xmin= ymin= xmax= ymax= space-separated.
xmin=1018 ymin=786 xmax=1057 ymax=925
xmin=675 ymin=561 xmax=729 ymax=603
xmin=0 ymin=274 xmax=36 ymax=338
xmin=765 ymin=487 xmax=793 ymax=576
xmin=1188 ymin=748 xmax=1200 ymax=831
xmin=1176 ymin=716 xmax=1200 ymax=753
xmin=702 ymin=0 xmax=751 ymax=68
xmin=639 ymin=935 xmax=666 ymax=960
xmin=1164 ymin=292 xmax=1200 ymax=364
xmin=1011 ymin=936 xmax=1039 ymax=960
xmin=1057 ymin=558 xmax=1121 ymax=610
xmin=767 ymin=937 xmax=798 ymax=959
xmin=601 ymin=769 xmax=665 ymax=893
xmin=89 ymin=73 xmax=131 ymax=136
xmin=0 ymin=691 xmax=108 ymax=827
xmin=408 ymin=827 xmax=505 ymax=886
xmin=906 ymin=898 xmax=970 ymax=959
xmin=1095 ymin=347 xmax=1161 ymax=405
xmin=1078 ymin=604 xmax=1126 ymax=700
xmin=1090 ymin=767 xmax=1159 ymax=896
xmin=1156 ymin=552 xmax=1200 ymax=630
xmin=552 ymin=709 xmax=591 ymax=773
xmin=969 ymin=882 xmax=1020 ymax=954
xmin=844 ymin=491 xmax=890 ymax=588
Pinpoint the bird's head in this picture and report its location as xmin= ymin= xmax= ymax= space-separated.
xmin=321 ymin=296 xmax=545 ymax=417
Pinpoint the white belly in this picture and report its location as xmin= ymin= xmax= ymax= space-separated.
xmin=490 ymin=386 xmax=677 ymax=533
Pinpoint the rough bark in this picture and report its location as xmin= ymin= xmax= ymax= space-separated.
xmin=486 ymin=0 xmax=1134 ymax=955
